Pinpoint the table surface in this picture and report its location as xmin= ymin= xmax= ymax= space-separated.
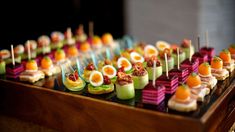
xmin=0 ymin=71 xmax=235 ymax=132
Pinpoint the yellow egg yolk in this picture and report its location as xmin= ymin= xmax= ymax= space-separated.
xmin=104 ymin=67 xmax=114 ymax=75
xmin=91 ymin=73 xmax=102 ymax=83
xmin=148 ymin=48 xmax=156 ymax=54
xmin=134 ymin=55 xmax=141 ymax=60
xmin=121 ymin=60 xmax=130 ymax=68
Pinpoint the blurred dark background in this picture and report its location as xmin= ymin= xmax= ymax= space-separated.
xmin=1 ymin=0 xmax=235 ymax=54
xmin=0 ymin=0 xmax=124 ymax=49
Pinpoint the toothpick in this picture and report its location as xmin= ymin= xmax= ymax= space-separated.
xmin=197 ymin=35 xmax=200 ymax=52
xmin=11 ymin=45 xmax=15 ymax=66
xmin=205 ymin=30 xmax=208 ymax=48
xmin=152 ymin=60 xmax=156 ymax=86
xmin=89 ymin=21 xmax=94 ymax=38
xmin=177 ymin=48 xmax=180 ymax=70
xmin=189 ymin=40 xmax=192 ymax=62
xmin=27 ymin=41 xmax=31 ymax=60
xmin=67 ymin=27 xmax=72 ymax=39
xmin=164 ymin=53 xmax=168 ymax=77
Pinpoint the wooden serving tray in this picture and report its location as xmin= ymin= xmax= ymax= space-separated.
xmin=0 ymin=71 xmax=235 ymax=132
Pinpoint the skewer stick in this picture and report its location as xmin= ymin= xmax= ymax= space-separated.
xmin=164 ymin=53 xmax=168 ymax=78
xmin=89 ymin=21 xmax=94 ymax=38
xmin=152 ymin=60 xmax=156 ymax=86
xmin=177 ymin=48 xmax=180 ymax=70
xmin=205 ymin=30 xmax=209 ymax=48
xmin=11 ymin=45 xmax=15 ymax=66
xmin=189 ymin=40 xmax=192 ymax=62
xmin=197 ymin=35 xmax=200 ymax=52
xmin=27 ymin=41 xmax=31 ymax=60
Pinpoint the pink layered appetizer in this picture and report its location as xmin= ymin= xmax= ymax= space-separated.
xmin=156 ymin=75 xmax=178 ymax=94
xmin=169 ymin=68 xmax=188 ymax=83
xmin=192 ymin=52 xmax=208 ymax=65
xmin=180 ymin=58 xmax=199 ymax=75
xmin=6 ymin=45 xmax=24 ymax=79
xmin=6 ymin=63 xmax=24 ymax=79
xmin=199 ymin=31 xmax=215 ymax=62
xmin=169 ymin=48 xmax=189 ymax=83
xmin=142 ymin=83 xmax=165 ymax=105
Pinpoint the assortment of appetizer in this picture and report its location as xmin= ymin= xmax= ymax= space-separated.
xmin=2 ymin=26 xmax=235 ymax=113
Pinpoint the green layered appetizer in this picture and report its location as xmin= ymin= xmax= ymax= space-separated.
xmin=146 ymin=57 xmax=162 ymax=80
xmin=115 ymin=72 xmax=135 ymax=100
xmin=132 ymin=63 xmax=149 ymax=89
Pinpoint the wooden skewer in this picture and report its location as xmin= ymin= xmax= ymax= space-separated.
xmin=11 ymin=45 xmax=15 ymax=66
xmin=152 ymin=60 xmax=156 ymax=86
xmin=27 ymin=41 xmax=31 ymax=60
xmin=89 ymin=21 xmax=94 ymax=38
xmin=205 ymin=30 xmax=209 ymax=48
xmin=164 ymin=53 xmax=168 ymax=78
xmin=177 ymin=48 xmax=180 ymax=70
xmin=189 ymin=40 xmax=192 ymax=62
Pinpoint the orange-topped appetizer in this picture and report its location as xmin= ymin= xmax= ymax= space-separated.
xmin=101 ymin=33 xmax=118 ymax=49
xmin=91 ymin=36 xmax=102 ymax=49
xmin=219 ymin=49 xmax=234 ymax=72
xmin=186 ymin=72 xmax=201 ymax=88
xmin=40 ymin=56 xmax=58 ymax=76
xmin=228 ymin=44 xmax=235 ymax=59
xmin=211 ymin=56 xmax=229 ymax=80
xmin=55 ymin=49 xmax=65 ymax=62
xmin=54 ymin=49 xmax=70 ymax=67
xmin=80 ymin=41 xmax=91 ymax=53
xmin=19 ymin=60 xmax=45 ymax=83
xmin=67 ymin=45 xmax=79 ymax=58
xmin=198 ymin=62 xmax=217 ymax=89
xmin=26 ymin=60 xmax=38 ymax=71
xmin=186 ymin=72 xmax=210 ymax=101
xmin=168 ymin=84 xmax=197 ymax=112
xmin=102 ymin=33 xmax=113 ymax=46
xmin=198 ymin=62 xmax=211 ymax=76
